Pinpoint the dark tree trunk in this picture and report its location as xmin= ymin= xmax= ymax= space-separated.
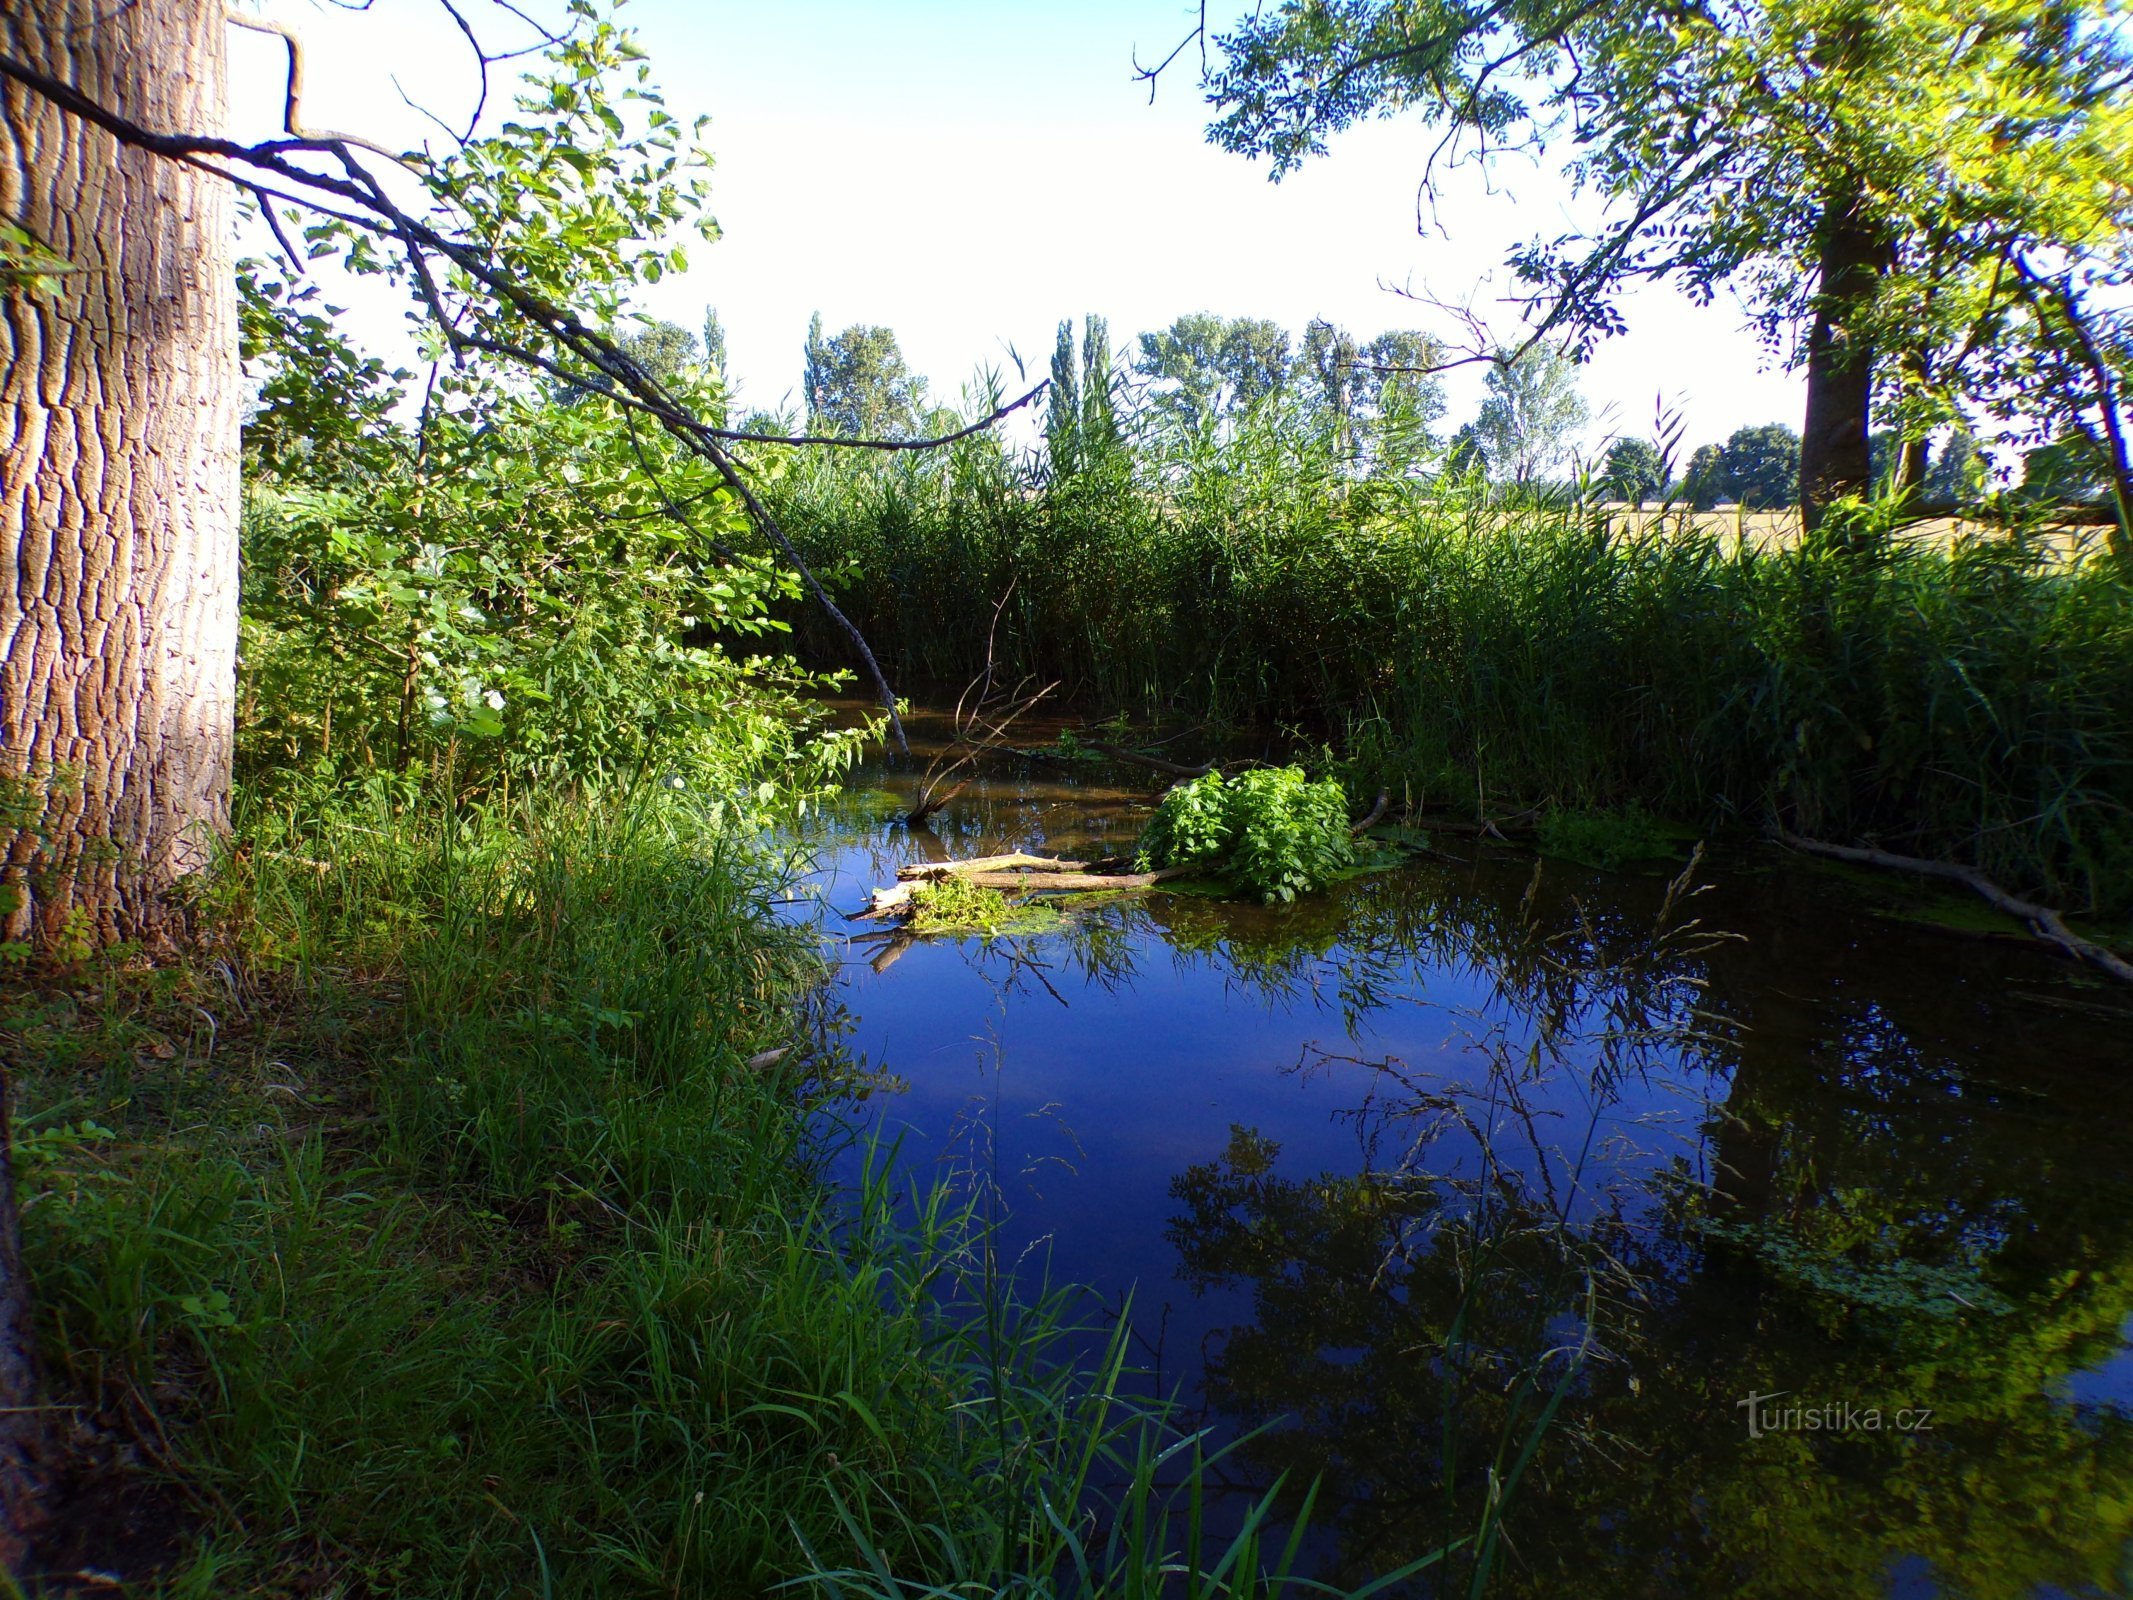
xmin=1798 ymin=176 xmax=1888 ymax=535
xmin=0 ymin=1085 xmax=38 ymax=1570
xmin=1894 ymin=436 xmax=1929 ymax=501
xmin=1891 ymin=351 xmax=1930 ymax=504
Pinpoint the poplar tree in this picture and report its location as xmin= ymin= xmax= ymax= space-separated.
xmin=1047 ymin=318 xmax=1083 ymax=474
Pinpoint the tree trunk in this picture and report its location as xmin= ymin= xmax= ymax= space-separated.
xmin=0 ymin=0 xmax=238 ymax=1565
xmin=1892 ymin=351 xmax=1930 ymax=504
xmin=0 ymin=1082 xmax=37 ymax=1570
xmin=1 ymin=0 xmax=238 ymax=950
xmin=1798 ymin=175 xmax=1887 ymax=536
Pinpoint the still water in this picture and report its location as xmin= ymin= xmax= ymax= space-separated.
xmin=785 ymin=705 xmax=2133 ymax=1599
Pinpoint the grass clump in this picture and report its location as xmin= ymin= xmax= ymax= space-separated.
xmin=12 ymin=789 xmax=975 ymax=1594
xmin=12 ymin=784 xmax=1393 ymax=1596
xmin=1536 ymin=803 xmax=1678 ymax=871
xmin=1135 ymin=768 xmax=1356 ymax=903
xmin=905 ymin=874 xmax=1059 ymax=936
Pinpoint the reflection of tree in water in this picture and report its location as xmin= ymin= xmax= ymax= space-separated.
xmin=811 ymin=765 xmax=2133 ymax=1593
xmin=1160 ymin=864 xmax=2133 ymax=1599
xmin=1056 ymin=849 xmax=1737 ymax=1047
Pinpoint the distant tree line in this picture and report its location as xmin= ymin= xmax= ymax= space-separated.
xmin=662 ymin=308 xmax=2123 ymax=509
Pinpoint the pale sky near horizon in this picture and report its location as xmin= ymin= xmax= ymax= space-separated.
xmin=229 ymin=0 xmax=1810 ymax=456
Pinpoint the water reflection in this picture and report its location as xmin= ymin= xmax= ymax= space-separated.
xmin=792 ymin=706 xmax=2133 ymax=1599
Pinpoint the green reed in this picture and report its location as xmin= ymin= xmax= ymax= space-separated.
xmin=766 ymin=396 xmax=2133 ymax=915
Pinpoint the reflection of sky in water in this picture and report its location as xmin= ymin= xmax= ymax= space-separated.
xmin=2057 ymin=1314 xmax=2133 ymax=1413
xmin=798 ymin=824 xmax=1716 ymax=1383
xmin=781 ymin=716 xmax=2133 ymax=1598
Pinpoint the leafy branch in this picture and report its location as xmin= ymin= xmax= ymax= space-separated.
xmin=2 ymin=2 xmax=1047 ymax=751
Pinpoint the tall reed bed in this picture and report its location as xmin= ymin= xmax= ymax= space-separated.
xmin=765 ymin=403 xmax=2133 ymax=916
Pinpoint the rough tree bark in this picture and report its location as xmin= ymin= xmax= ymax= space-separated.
xmin=1798 ymin=174 xmax=1887 ymax=536
xmin=0 ymin=0 xmax=238 ymax=1564
xmin=2 ymin=0 xmax=238 ymax=950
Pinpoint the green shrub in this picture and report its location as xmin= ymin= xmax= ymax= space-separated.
xmin=1136 ymin=767 xmax=1356 ymax=902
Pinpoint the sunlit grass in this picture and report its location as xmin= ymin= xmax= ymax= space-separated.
xmin=7 ymin=785 xmax=1444 ymax=1596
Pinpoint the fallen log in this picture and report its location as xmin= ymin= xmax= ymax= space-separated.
xmin=859 ymin=862 xmax=1198 ymax=922
xmin=896 ymin=851 xmax=1090 ymax=881
xmin=853 ymin=883 xmax=913 ymax=920
xmin=949 ymin=865 xmax=1199 ymax=892
xmin=1090 ymin=742 xmax=1215 ymax=778
xmin=1409 ymin=807 xmax=1543 ymax=839
xmin=1773 ymin=826 xmax=2133 ymax=986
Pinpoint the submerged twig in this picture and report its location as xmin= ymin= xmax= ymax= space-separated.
xmin=1090 ymin=742 xmax=1214 ymax=778
xmin=1773 ymin=826 xmax=2133 ymax=985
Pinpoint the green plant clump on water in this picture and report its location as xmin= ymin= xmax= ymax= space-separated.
xmin=1537 ymin=803 xmax=1677 ymax=871
xmin=1136 ymin=767 xmax=1357 ymax=903
xmin=906 ymin=873 xmax=1060 ymax=936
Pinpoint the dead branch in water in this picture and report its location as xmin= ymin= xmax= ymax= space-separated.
xmin=904 ymin=581 xmax=1059 ymax=825
xmin=855 ymin=860 xmax=1198 ymax=923
xmin=897 ymin=852 xmax=1091 ymax=881
xmin=1352 ymin=790 xmax=1391 ymax=834
xmin=1408 ymin=806 xmax=1543 ymax=840
xmin=1773 ymin=827 xmax=2133 ymax=985
xmin=868 ymin=933 xmax=916 ymax=974
xmin=853 ymin=883 xmax=914 ymax=921
xmin=1090 ymin=742 xmax=1215 ymax=778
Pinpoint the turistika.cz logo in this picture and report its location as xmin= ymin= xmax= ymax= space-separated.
xmin=1737 ymin=1390 xmax=1934 ymax=1440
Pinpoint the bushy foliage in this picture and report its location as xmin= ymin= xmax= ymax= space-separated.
xmin=1472 ymin=345 xmax=1589 ymax=484
xmin=1721 ymin=422 xmax=1803 ymax=510
xmin=239 ymin=271 xmax=859 ymax=802
xmin=804 ymin=312 xmax=928 ymax=439
xmin=1679 ymin=425 xmax=1801 ymax=508
xmin=1600 ymin=437 xmax=1667 ymax=503
xmin=1136 ymin=767 xmax=1357 ymax=902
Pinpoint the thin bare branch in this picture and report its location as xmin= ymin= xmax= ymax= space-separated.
xmin=1130 ymin=0 xmax=1208 ymax=104
xmin=709 ymin=382 xmax=1048 ymax=452
xmin=222 ymin=12 xmax=413 ymax=165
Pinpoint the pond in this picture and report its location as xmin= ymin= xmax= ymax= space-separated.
xmin=784 ymin=703 xmax=2133 ymax=1599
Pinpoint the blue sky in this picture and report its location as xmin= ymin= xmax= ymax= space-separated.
xmin=235 ymin=0 xmax=1809 ymax=453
